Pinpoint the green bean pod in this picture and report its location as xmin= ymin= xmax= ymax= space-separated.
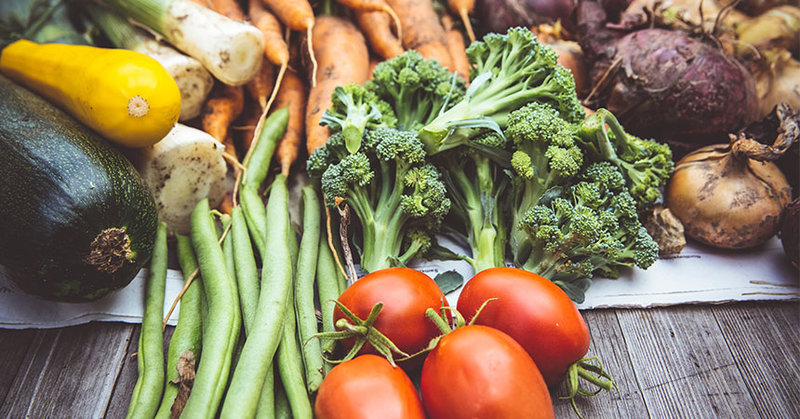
xmin=277 ymin=285 xmax=313 ymax=419
xmin=315 ymin=229 xmax=346 ymax=370
xmin=182 ymin=200 xmax=241 ymax=419
xmin=231 ymin=206 xmax=260 ymax=335
xmin=154 ymin=234 xmax=204 ymax=419
xmin=254 ymin=367 xmax=276 ymax=419
xmin=126 ymin=222 xmax=168 ymax=419
xmin=294 ymin=185 xmax=323 ymax=392
xmin=242 ymin=106 xmax=289 ymax=190
xmin=220 ymin=174 xmax=293 ymax=419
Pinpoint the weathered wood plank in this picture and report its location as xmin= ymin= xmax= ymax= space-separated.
xmin=553 ymin=309 xmax=649 ymax=418
xmin=0 ymin=328 xmax=37 ymax=404
xmin=616 ymin=306 xmax=759 ymax=418
xmin=0 ymin=323 xmax=134 ymax=418
xmin=0 ymin=328 xmax=62 ymax=418
xmin=714 ymin=302 xmax=800 ymax=419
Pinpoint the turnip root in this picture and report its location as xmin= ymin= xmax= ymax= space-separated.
xmin=128 ymin=124 xmax=230 ymax=235
xmin=666 ymin=104 xmax=797 ymax=249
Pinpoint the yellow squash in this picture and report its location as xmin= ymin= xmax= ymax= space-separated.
xmin=0 ymin=40 xmax=181 ymax=148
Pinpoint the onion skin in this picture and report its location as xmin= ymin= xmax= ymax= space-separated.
xmin=666 ymin=144 xmax=792 ymax=249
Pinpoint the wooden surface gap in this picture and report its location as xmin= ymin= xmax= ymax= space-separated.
xmin=612 ymin=309 xmax=653 ymax=419
xmin=102 ymin=326 xmax=137 ymax=418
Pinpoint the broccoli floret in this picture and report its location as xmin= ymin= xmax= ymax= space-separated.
xmin=505 ymin=102 xmax=584 ymax=262
xmin=320 ymin=83 xmax=398 ymax=153
xmin=313 ymin=127 xmax=450 ymax=273
xmin=512 ymin=162 xmax=660 ymax=302
xmin=434 ymin=131 xmax=511 ymax=272
xmin=418 ymin=27 xmax=585 ymax=155
xmin=367 ymin=50 xmax=465 ymax=132
xmin=575 ymin=109 xmax=674 ymax=211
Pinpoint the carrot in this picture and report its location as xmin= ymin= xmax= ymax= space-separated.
xmin=442 ymin=14 xmax=471 ymax=81
xmin=385 ymin=0 xmax=453 ymax=69
xmin=260 ymin=0 xmax=317 ymax=86
xmin=304 ymin=15 xmax=370 ymax=154
xmin=447 ymin=0 xmax=476 ymax=43
xmin=355 ymin=10 xmax=405 ymax=60
xmin=337 ymin=0 xmax=403 ymax=41
xmin=202 ymin=84 xmax=245 ymax=163
xmin=246 ymin=60 xmax=276 ymax=110
xmin=212 ymin=0 xmax=245 ymax=21
xmin=273 ymin=69 xmax=307 ymax=176
xmin=249 ymin=0 xmax=289 ymax=66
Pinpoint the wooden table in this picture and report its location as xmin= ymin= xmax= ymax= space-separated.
xmin=1 ymin=301 xmax=798 ymax=418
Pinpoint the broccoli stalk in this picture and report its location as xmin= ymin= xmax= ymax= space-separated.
xmin=307 ymin=129 xmax=450 ymax=273
xmin=418 ymin=27 xmax=586 ymax=155
xmin=436 ymin=132 xmax=510 ymax=273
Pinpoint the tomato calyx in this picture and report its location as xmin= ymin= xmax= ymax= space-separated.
xmin=561 ymin=357 xmax=617 ymax=418
xmin=312 ymin=300 xmax=411 ymax=366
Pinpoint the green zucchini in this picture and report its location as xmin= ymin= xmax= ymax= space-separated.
xmin=0 ymin=74 xmax=158 ymax=302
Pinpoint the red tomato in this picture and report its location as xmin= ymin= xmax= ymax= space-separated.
xmin=420 ymin=325 xmax=554 ymax=419
xmin=334 ymin=267 xmax=448 ymax=368
xmin=315 ymin=354 xmax=426 ymax=419
xmin=457 ymin=267 xmax=591 ymax=386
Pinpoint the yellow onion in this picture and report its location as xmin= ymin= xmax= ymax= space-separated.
xmin=666 ymin=104 xmax=796 ymax=249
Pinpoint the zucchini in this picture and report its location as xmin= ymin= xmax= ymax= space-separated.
xmin=0 ymin=74 xmax=159 ymax=302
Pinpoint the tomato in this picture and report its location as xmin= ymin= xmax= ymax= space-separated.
xmin=456 ymin=267 xmax=591 ymax=386
xmin=334 ymin=267 xmax=448 ymax=368
xmin=314 ymin=354 xmax=426 ymax=419
xmin=420 ymin=325 xmax=554 ymax=419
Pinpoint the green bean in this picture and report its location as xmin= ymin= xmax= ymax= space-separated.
xmin=294 ymin=185 xmax=323 ymax=392
xmin=182 ymin=199 xmax=241 ymax=418
xmin=240 ymin=185 xmax=267 ymax=258
xmin=126 ymin=222 xmax=168 ymax=419
xmin=220 ymin=174 xmax=293 ymax=419
xmin=274 ymin=371 xmax=293 ymax=419
xmin=154 ymin=234 xmax=204 ymax=419
xmin=316 ymin=229 xmax=346 ymax=372
xmin=277 ymin=285 xmax=313 ymax=419
xmin=231 ymin=206 xmax=260 ymax=335
xmin=254 ymin=366 xmax=276 ymax=419
xmin=242 ymin=106 xmax=289 ymax=190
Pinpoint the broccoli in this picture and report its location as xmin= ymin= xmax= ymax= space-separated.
xmin=434 ymin=131 xmax=511 ymax=272
xmin=367 ymin=50 xmax=465 ymax=132
xmin=575 ymin=109 xmax=674 ymax=211
xmin=504 ymin=102 xmax=585 ymax=263
xmin=320 ymin=83 xmax=398 ymax=153
xmin=308 ymin=128 xmax=451 ymax=273
xmin=418 ymin=27 xmax=586 ymax=155
xmin=514 ymin=162 xmax=660 ymax=302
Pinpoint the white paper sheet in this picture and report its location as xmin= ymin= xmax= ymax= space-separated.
xmin=1 ymin=237 xmax=797 ymax=329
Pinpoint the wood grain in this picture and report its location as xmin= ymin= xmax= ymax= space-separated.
xmin=0 ymin=328 xmax=37 ymax=404
xmin=552 ymin=309 xmax=649 ymax=417
xmin=616 ymin=306 xmax=760 ymax=418
xmin=2 ymin=303 xmax=799 ymax=418
xmin=714 ymin=302 xmax=800 ymax=419
xmin=1 ymin=323 xmax=134 ymax=418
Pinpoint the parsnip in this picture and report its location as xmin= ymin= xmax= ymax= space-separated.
xmin=128 ymin=124 xmax=230 ymax=235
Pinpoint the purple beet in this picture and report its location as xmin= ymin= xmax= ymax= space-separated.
xmin=577 ymin=2 xmax=760 ymax=144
